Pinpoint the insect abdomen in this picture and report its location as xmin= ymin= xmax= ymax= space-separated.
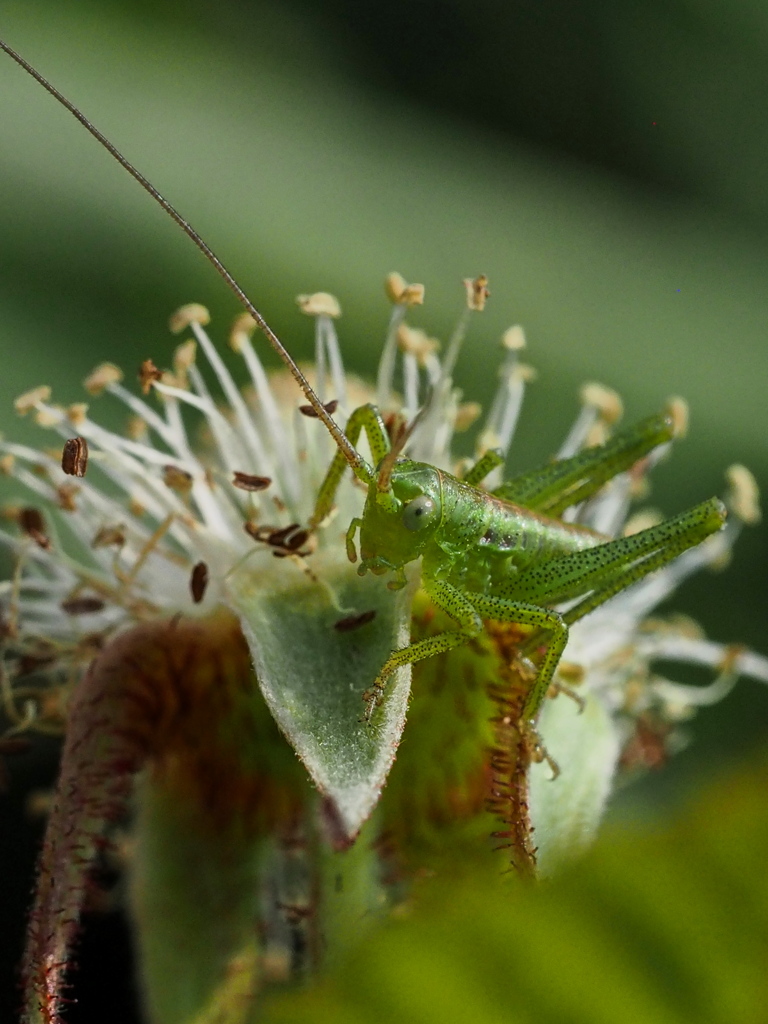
xmin=436 ymin=476 xmax=601 ymax=582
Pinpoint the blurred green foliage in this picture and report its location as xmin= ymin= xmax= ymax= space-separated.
xmin=266 ymin=755 xmax=768 ymax=1024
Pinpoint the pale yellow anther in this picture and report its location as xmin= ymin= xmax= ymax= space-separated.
xmin=14 ymin=386 xmax=51 ymax=416
xmin=501 ymin=325 xmax=526 ymax=351
xmin=385 ymin=272 xmax=407 ymax=302
xmin=0 ymin=455 xmax=15 ymax=476
xmin=126 ymin=415 xmax=148 ymax=442
xmin=463 ymin=274 xmax=490 ymax=311
xmin=584 ymin=420 xmax=609 ymax=449
xmin=512 ymin=363 xmax=538 ymax=384
xmin=173 ymin=339 xmax=197 ymax=375
xmin=384 ymin=272 xmax=425 ymax=306
xmin=83 ymin=363 xmax=123 ymax=396
xmin=665 ymin=396 xmax=689 ymax=439
xmin=725 ymin=464 xmax=761 ymax=525
xmin=296 ymin=293 xmax=341 ymax=318
xmin=163 ymin=465 xmax=194 ymax=494
xmin=0 ymin=503 xmax=22 ymax=523
xmin=476 ymin=428 xmax=501 ymax=457
xmin=579 ymin=382 xmax=623 ymax=424
xmin=396 ymin=324 xmax=440 ymax=364
xmin=229 ymin=313 xmax=258 ymax=352
xmin=35 ymin=406 xmax=65 ymax=428
xmin=56 ymin=484 xmax=79 ymax=512
xmin=66 ymin=404 xmax=89 ymax=428
xmin=129 ymin=497 xmax=147 ymax=518
xmin=159 ymin=370 xmax=186 ymax=391
xmin=622 ymin=509 xmax=663 ymax=537
xmin=169 ymin=303 xmax=211 ymax=334
xmin=454 ymin=401 xmax=482 ymax=432
xmin=629 ymin=476 xmax=652 ymax=501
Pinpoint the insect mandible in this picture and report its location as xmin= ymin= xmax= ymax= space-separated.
xmin=0 ymin=39 xmax=727 ymax=765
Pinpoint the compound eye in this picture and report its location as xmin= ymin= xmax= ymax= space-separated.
xmin=402 ymin=494 xmax=437 ymax=532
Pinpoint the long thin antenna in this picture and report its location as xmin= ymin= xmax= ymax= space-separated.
xmin=0 ymin=37 xmax=365 ymax=474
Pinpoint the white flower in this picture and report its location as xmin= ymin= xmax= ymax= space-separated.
xmin=1 ymin=277 xmax=765 ymax=859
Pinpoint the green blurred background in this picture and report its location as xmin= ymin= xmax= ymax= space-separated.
xmin=1 ymin=0 xmax=767 ymax=1020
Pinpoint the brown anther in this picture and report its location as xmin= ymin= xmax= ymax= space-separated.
xmin=334 ymin=610 xmax=377 ymax=632
xmin=83 ymin=363 xmax=123 ymax=395
xmin=0 ymin=455 xmax=14 ymax=476
xmin=169 ymin=303 xmax=211 ymax=334
xmin=139 ymin=359 xmax=163 ymax=395
xmin=18 ymin=508 xmax=50 ymax=549
xmin=162 ymin=465 xmax=194 ymax=494
xmin=463 ymin=274 xmax=490 ymax=311
xmin=244 ymin=521 xmax=309 ymax=553
xmin=190 ymin=562 xmax=209 ymax=604
xmin=232 ymin=472 xmax=272 ymax=492
xmin=14 ymin=386 xmax=51 ymax=416
xmin=61 ymin=436 xmax=89 ymax=477
xmin=92 ymin=525 xmax=126 ymax=549
xmin=61 ymin=596 xmax=106 ymax=615
xmin=296 ymin=293 xmax=341 ymax=318
xmin=385 ymin=272 xmax=425 ymax=306
xmin=299 ymin=399 xmax=338 ymax=419
xmin=269 ymin=524 xmax=309 ymax=550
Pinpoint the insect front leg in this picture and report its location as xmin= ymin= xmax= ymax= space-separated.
xmin=363 ymin=576 xmax=569 ymax=775
xmin=309 ymin=403 xmax=388 ymax=528
xmin=363 ymin=576 xmax=484 ymax=721
xmin=438 ymin=588 xmax=570 ymax=770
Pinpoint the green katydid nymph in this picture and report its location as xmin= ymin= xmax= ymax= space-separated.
xmin=0 ymin=39 xmax=727 ymax=771
xmin=308 ymin=401 xmax=725 ymax=762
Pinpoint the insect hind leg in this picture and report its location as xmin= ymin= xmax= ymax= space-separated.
xmin=513 ymin=497 xmax=726 ymax=721
xmin=462 ymin=448 xmax=504 ymax=487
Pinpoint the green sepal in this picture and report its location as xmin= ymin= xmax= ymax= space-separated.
xmin=226 ymin=551 xmax=416 ymax=838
